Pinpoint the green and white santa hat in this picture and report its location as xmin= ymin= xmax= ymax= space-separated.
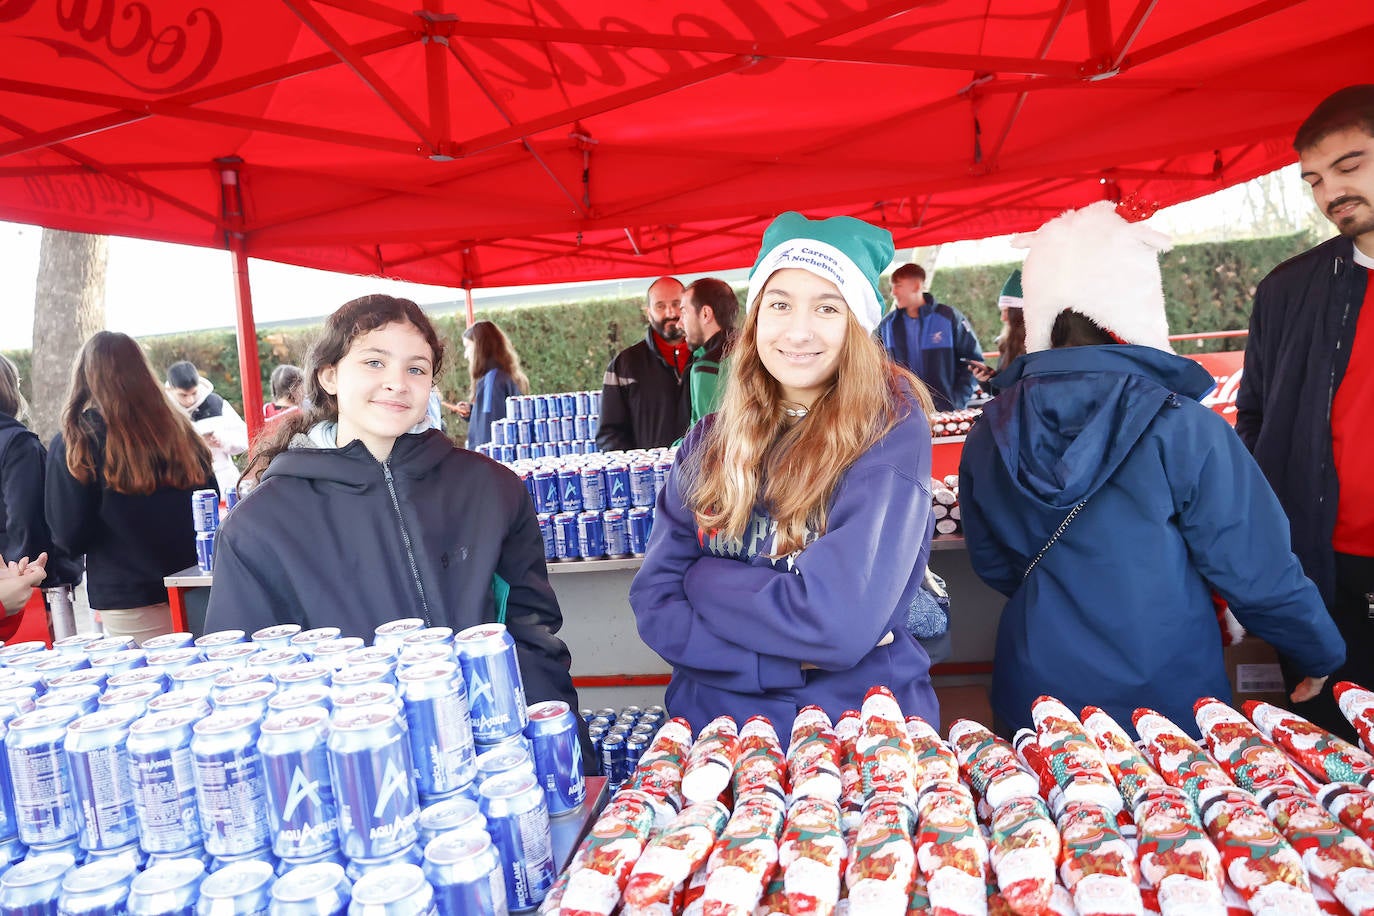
xmin=997 ymin=269 xmax=1024 ymax=310
xmin=746 ymin=211 xmax=894 ymax=333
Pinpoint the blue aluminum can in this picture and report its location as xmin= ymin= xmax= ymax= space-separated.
xmin=574 ymin=391 xmax=590 ymax=416
xmin=629 ymin=463 xmax=656 ymax=507
xmin=144 ymin=649 xmax=203 ymax=678
xmin=191 ymin=490 xmax=219 ymax=533
xmin=495 ymin=445 xmax=514 ymax=464
xmin=85 ymin=637 xmax=136 ymax=656
xmin=274 ymin=665 xmax=333 ymax=691
xmin=43 ymin=670 xmax=106 ymax=694
xmin=0 ymin=852 xmax=75 ymax=914
xmin=213 ymin=683 xmax=277 ymax=720
xmin=211 ymin=667 xmax=275 ymax=699
xmin=251 ymin=625 xmax=303 ymax=651
xmin=260 ymin=708 xmax=339 ymax=863
xmin=524 ymin=701 xmax=585 ymax=817
xmin=268 ymin=861 xmax=351 ymax=916
xmin=555 ymin=467 xmax=582 ymax=514
xmin=589 ymin=391 xmax=601 ymax=413
xmin=57 ymin=857 xmax=133 ymax=915
xmin=6 ymin=706 xmax=82 ymax=848
xmin=415 ymin=798 xmax=483 ymax=851
xmin=603 ymin=463 xmax=631 ymax=509
xmin=551 ymin=512 xmax=579 ymax=561
xmin=127 ymin=857 xmax=204 ymax=916
xmin=560 ymin=394 xmax=577 ymax=417
xmin=531 ymin=469 xmax=559 ymax=515
xmin=330 ymin=666 xmax=395 ymax=698
xmin=453 ymin=625 xmax=527 ymax=745
xmin=307 ymin=639 xmax=364 ymax=671
xmin=268 ymin=687 xmax=333 ymax=716
xmin=344 ymin=649 xmax=398 ymax=671
xmin=63 ymin=710 xmax=139 ymax=853
xmin=585 ymin=727 xmax=603 ymax=767
xmin=196 ymin=859 xmax=274 ymax=916
xmin=371 ymin=620 xmax=425 ymax=653
xmin=196 ymin=532 xmax=216 ymax=574
xmin=557 ymin=416 xmax=574 ymax=443
xmin=0 ymin=688 xmax=36 ymax=722
xmin=97 ymin=684 xmax=162 ymax=720
xmin=0 ymin=641 xmax=47 ymax=663
xmin=475 ymin=746 xmax=534 ymax=785
xmin=33 ymin=655 xmax=89 ymax=680
xmin=532 ymin=418 xmax=549 ymax=445
xmin=579 ymin=467 xmax=607 ymax=512
xmin=348 ymin=863 xmax=432 ymax=916
xmin=204 ymin=643 xmax=261 ymax=669
xmin=394 ymin=647 xmax=447 ymax=671
xmin=191 ymin=711 xmax=271 ymax=859
xmin=532 ymin=395 xmax=550 ymax=420
xmin=576 ymin=511 xmax=605 ymax=560
xmin=654 ymin=458 xmax=674 ymax=494
xmin=127 ymin=708 xmax=203 ymax=856
xmin=572 ymin=415 xmax=589 ymax=441
xmin=513 ymin=419 xmax=533 ymax=447
xmin=535 ymin=514 xmax=556 ymax=562
xmin=141 ymin=633 xmax=196 ymax=652
xmin=105 ymin=667 xmax=168 ymax=693
xmin=144 ymin=690 xmax=211 ymax=719
xmin=0 ymin=714 xmax=21 ymax=845
xmin=503 ymin=395 xmax=520 ymax=422
xmin=602 ymin=509 xmax=629 ymax=557
xmin=330 ymin=685 xmax=401 ymax=718
xmin=628 ymin=507 xmax=653 ymax=555
xmin=37 ymin=685 xmax=100 ymax=716
xmin=422 ymin=830 xmax=506 ymax=916
xmin=395 ymin=664 xmax=476 ymax=802
xmin=195 ymin=631 xmax=247 ymax=652
xmin=326 ymin=707 xmax=419 ymax=862
xmin=225 ymin=487 xmax=239 ymax=511
xmin=168 ymin=662 xmax=232 ymax=698
xmin=599 ymin=733 xmax=628 ymax=793
xmin=625 ymin=733 xmax=651 ymax=774
xmin=400 ymin=629 xmax=452 ymax=653
xmin=290 ymin=629 xmax=341 ymax=652
xmin=477 ymin=770 xmax=554 ymax=910
xmin=52 ymin=635 xmax=103 ymax=656
xmin=252 ymin=649 xmax=306 ymax=674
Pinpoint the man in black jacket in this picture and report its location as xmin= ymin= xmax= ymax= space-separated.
xmin=597 ymin=276 xmax=692 ymax=451
xmin=1238 ymin=84 xmax=1374 ymax=739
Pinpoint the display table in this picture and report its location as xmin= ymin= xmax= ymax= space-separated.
xmin=552 ymin=776 xmax=609 ymax=873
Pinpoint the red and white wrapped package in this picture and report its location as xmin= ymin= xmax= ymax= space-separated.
xmin=734 ymin=716 xmax=787 ymax=800
xmin=1336 ymin=682 xmax=1374 ymax=752
xmin=700 ymin=789 xmax=787 ymax=916
xmin=788 ymin=705 xmax=842 ymax=803
xmin=1318 ymin=781 xmax=1374 ymax=846
xmin=755 ymin=873 xmax=788 ymax=915
xmin=779 ymin=796 xmax=846 ymax=916
xmin=682 ymin=864 xmax=711 ymax=916
xmin=623 ymin=801 xmax=731 ymax=910
xmin=949 ymin=719 xmax=1041 ymax=811
xmin=1195 ymin=785 xmax=1316 ymax=916
xmin=908 ymin=715 xmax=962 ymax=792
xmin=1133 ymin=709 xmax=1233 ymax=809
xmin=540 ymin=845 xmax=586 ymax=914
xmin=1195 ymin=697 xmax=1321 ymax=796
xmin=988 ymin=794 xmax=1060 ymax=916
xmin=847 ymin=796 xmax=919 ymax=914
xmin=1130 ymin=785 xmax=1224 ymax=915
xmin=858 ymin=685 xmax=920 ymax=804
xmin=1257 ymin=782 xmax=1374 ymax=916
xmin=837 ymin=709 xmax=865 ymax=837
xmin=559 ymin=789 xmax=660 ymax=915
xmin=915 ymin=781 xmax=990 ymax=916
xmin=627 ymin=717 xmax=694 ymax=823
xmin=1013 ymin=728 xmax=1061 ymax=804
xmin=1048 ymin=883 xmax=1079 ymax=915
xmin=684 ymin=716 xmax=743 ymax=805
xmin=1081 ymin=706 xmax=1165 ymax=811
xmin=1034 ymin=697 xmax=1123 ymax=817
xmin=907 ymin=868 xmax=931 ymax=915
xmin=1245 ymin=701 xmax=1374 ymax=789
xmin=1056 ymin=799 xmax=1143 ymax=916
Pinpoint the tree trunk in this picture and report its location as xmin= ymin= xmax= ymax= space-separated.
xmin=29 ymin=230 xmax=108 ymax=444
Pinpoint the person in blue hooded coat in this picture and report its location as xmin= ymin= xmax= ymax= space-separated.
xmin=631 ymin=212 xmax=941 ymax=744
xmin=960 ymin=202 xmax=1345 ymax=738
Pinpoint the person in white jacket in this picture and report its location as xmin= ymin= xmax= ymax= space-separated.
xmin=166 ymin=361 xmax=248 ymax=495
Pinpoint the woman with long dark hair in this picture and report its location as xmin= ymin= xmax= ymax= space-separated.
xmin=451 ymin=319 xmax=529 ymax=449
xmin=630 ymin=212 xmax=940 ymax=736
xmin=46 ymin=332 xmax=216 ymax=644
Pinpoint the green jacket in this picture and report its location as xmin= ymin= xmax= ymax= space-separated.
xmin=688 ymin=329 xmax=734 ymax=428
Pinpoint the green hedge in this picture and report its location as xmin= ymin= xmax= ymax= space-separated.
xmin=4 ymin=231 xmax=1316 ymax=419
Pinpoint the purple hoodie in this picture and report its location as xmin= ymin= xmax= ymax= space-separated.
xmin=629 ymin=404 xmax=939 ymax=746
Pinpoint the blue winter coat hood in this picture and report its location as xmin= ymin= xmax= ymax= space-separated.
xmin=983 ymin=345 xmax=1216 ymax=507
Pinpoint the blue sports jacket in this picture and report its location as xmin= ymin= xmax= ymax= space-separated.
xmin=876 ymin=294 xmax=982 ymax=410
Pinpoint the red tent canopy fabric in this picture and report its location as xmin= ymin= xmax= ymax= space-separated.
xmin=2 ymin=0 xmax=1369 ymax=290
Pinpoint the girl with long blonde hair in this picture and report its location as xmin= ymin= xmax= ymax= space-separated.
xmin=630 ymin=212 xmax=940 ymax=738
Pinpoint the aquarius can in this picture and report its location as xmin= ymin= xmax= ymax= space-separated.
xmin=579 ymin=467 xmax=606 ymax=512
xmin=33 ymin=654 xmax=89 ymax=680
xmin=395 ymin=647 xmax=446 ymax=671
xmin=195 ymin=631 xmax=247 ymax=652
xmin=371 ymin=620 xmax=425 ymax=653
xmin=603 ymin=463 xmax=631 ymax=509
xmin=599 ymin=733 xmax=628 ymax=793
xmin=126 ymin=857 xmax=204 ymax=916
xmin=558 ymin=415 xmax=575 ymax=442
xmin=478 ymin=770 xmax=554 ymax=910
xmin=252 ymin=649 xmax=306 ymax=674
xmin=268 ymin=687 xmax=334 ymax=716
xmin=52 ymin=635 xmax=103 ymax=656
xmin=395 ymin=664 xmax=476 ymax=802
xmin=204 ymin=643 xmax=260 ymax=668
xmin=345 ymin=649 xmax=398 ymax=672
xmin=331 ymin=685 xmax=401 ymax=717
xmin=415 ymin=798 xmax=484 ymax=851
xmin=551 ymin=512 xmax=579 ymax=561
xmin=348 ymin=863 xmax=433 ymax=916
xmin=57 ymin=858 xmax=133 ymax=915
xmin=64 ymin=710 xmax=139 ymax=853
xmin=304 ymin=639 xmax=364 ymax=671
xmin=555 ymin=467 xmax=583 ymax=515
xmin=191 ymin=711 xmax=271 ymax=858
xmin=290 ymin=629 xmax=341 ymax=652
xmin=422 ymin=830 xmax=506 ymax=916
xmin=37 ymin=685 xmax=100 ymax=716
xmin=213 ymin=683 xmax=277 ymax=720
xmin=191 ymin=490 xmax=219 ymax=532
xmin=475 ymin=746 xmax=535 ymax=785
xmin=144 ymin=690 xmax=211 ymax=719
xmin=126 ymin=709 xmax=203 ymax=856
xmin=524 ymin=701 xmax=585 ymax=817
xmin=576 ymin=511 xmax=605 ymax=559
xmin=141 ymin=633 xmax=196 ymax=652
xmin=143 ymin=649 xmax=203 ymax=677
xmin=195 ymin=532 xmax=216 ymax=573
xmin=0 ymin=852 xmax=75 ymax=914
xmin=532 ymin=417 xmax=550 ymax=445
xmin=196 ymin=859 xmax=274 ymax=916
xmin=602 ymin=508 xmax=629 ymax=557
xmin=275 ymin=664 xmax=333 ymax=691
xmin=629 ymin=462 xmax=656 ymax=507
xmin=532 ymin=470 xmax=559 ymax=515
xmin=44 ymin=670 xmax=106 ymax=694
xmin=168 ymin=662 xmax=233 ymax=698
xmin=453 ymin=625 xmax=527 ymax=744
xmin=268 ymin=861 xmax=351 ymax=916
xmin=210 ymin=667 xmax=274 ymax=699
xmin=400 ymin=629 xmax=452 ymax=653
xmin=88 ymin=648 xmax=147 ymax=676
xmin=260 ymin=708 xmax=339 ymax=862
xmin=250 ymin=625 xmax=302 ymax=651
xmin=105 ymin=667 xmax=168 ymax=693
xmin=628 ymin=507 xmax=653 ymax=555
xmin=326 ymin=707 xmax=419 ymax=862
xmin=536 ymin=514 xmax=556 ymax=562
xmin=6 ymin=705 xmax=82 ymax=848
xmin=330 ymin=666 xmax=394 ymax=697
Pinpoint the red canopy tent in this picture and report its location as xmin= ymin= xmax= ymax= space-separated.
xmin=2 ymin=0 xmax=1369 ymax=434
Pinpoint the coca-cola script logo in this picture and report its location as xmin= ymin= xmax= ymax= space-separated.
xmin=1 ymin=0 xmax=223 ymax=94
xmin=25 ymin=171 xmax=155 ymax=221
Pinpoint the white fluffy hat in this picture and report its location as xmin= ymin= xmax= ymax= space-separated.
xmin=1012 ymin=201 xmax=1174 ymax=353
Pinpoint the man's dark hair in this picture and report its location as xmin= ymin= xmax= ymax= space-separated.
xmin=891 ymin=263 xmax=927 ymax=284
xmin=1050 ymin=310 xmax=1117 ymax=349
xmin=1294 ymin=85 xmax=1374 ymax=152
xmin=685 ymin=278 xmax=740 ymax=332
xmin=166 ymin=361 xmax=199 ymax=390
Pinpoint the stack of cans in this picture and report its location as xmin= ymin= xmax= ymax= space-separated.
xmin=0 ymin=620 xmax=597 ymax=913
xmin=479 ymin=389 xmax=603 ymax=462
xmin=190 ymin=489 xmax=219 ymax=573
xmin=582 ymin=705 xmax=667 ymax=796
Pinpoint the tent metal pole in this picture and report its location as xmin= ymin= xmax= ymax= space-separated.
xmin=464 ymin=288 xmax=475 ymax=327
xmin=230 ymin=237 xmax=265 ymax=444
